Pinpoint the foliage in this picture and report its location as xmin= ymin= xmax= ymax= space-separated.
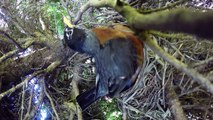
xmin=44 ymin=2 xmax=67 ymax=35
xmin=99 ymin=98 xmax=122 ymax=120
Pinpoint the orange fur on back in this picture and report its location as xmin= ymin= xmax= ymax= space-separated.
xmin=92 ymin=27 xmax=126 ymax=45
xmin=92 ymin=25 xmax=144 ymax=65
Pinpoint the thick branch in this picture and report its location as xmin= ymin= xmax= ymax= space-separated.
xmin=82 ymin=0 xmax=213 ymax=40
xmin=116 ymin=2 xmax=213 ymax=40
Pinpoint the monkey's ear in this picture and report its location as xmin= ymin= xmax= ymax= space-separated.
xmin=63 ymin=16 xmax=74 ymax=28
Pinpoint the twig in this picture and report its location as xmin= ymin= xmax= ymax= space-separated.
xmin=142 ymin=32 xmax=213 ymax=95
xmin=20 ymin=84 xmax=26 ymax=120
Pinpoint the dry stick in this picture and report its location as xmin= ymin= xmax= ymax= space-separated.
xmin=122 ymin=106 xmax=127 ymax=120
xmin=42 ymin=61 xmax=62 ymax=120
xmin=142 ymin=32 xmax=213 ymax=94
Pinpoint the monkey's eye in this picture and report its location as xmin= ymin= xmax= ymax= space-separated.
xmin=65 ymin=27 xmax=73 ymax=39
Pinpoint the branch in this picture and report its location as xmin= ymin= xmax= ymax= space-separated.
xmin=142 ymin=32 xmax=213 ymax=94
xmin=73 ymin=2 xmax=90 ymax=25
xmin=0 ymin=30 xmax=23 ymax=50
xmin=73 ymin=0 xmax=117 ymax=24
xmin=80 ymin=0 xmax=213 ymax=40
xmin=116 ymin=1 xmax=213 ymax=40
xmin=0 ymin=70 xmax=44 ymax=100
xmin=0 ymin=61 xmax=61 ymax=100
xmin=0 ymin=40 xmax=34 ymax=63
xmin=0 ymin=50 xmax=19 ymax=63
